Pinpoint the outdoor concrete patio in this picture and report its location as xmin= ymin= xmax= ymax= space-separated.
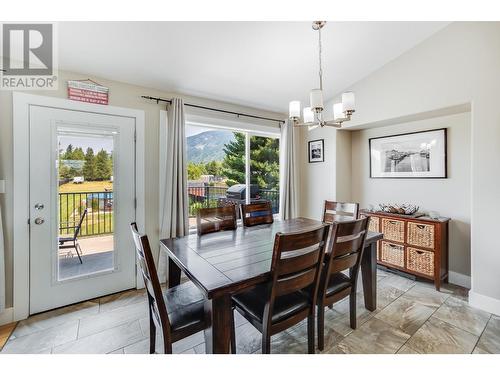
xmin=58 ymin=235 xmax=114 ymax=280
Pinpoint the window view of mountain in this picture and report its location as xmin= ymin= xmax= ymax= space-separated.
xmin=187 ymin=130 xmax=235 ymax=163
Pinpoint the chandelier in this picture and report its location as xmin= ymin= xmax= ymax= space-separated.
xmin=289 ymin=21 xmax=356 ymax=129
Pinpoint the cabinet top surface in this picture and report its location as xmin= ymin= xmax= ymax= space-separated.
xmin=360 ymin=209 xmax=450 ymax=223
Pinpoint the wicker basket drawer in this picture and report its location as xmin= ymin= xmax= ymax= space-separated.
xmin=381 ymin=218 xmax=405 ymax=243
xmin=380 ymin=241 xmax=405 ymax=268
xmin=368 ymin=216 xmax=380 ymax=233
xmin=407 ymin=222 xmax=435 ymax=249
xmin=407 ymin=247 xmax=434 ymax=276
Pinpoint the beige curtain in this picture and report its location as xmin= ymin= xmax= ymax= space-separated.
xmin=279 ymin=119 xmax=298 ymax=220
xmin=0 ymin=199 xmax=5 ymax=313
xmin=160 ymin=98 xmax=189 ymax=238
xmin=158 ymin=98 xmax=188 ymax=281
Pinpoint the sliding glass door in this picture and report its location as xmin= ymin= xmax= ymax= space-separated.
xmin=186 ymin=124 xmax=279 ymax=228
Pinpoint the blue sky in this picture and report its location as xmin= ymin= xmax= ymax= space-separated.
xmin=186 ymin=124 xmax=214 ymax=137
xmin=58 ymin=135 xmax=113 ymax=153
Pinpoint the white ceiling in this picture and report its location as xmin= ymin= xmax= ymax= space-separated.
xmin=58 ymin=22 xmax=449 ymax=113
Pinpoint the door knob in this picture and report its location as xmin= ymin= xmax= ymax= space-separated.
xmin=34 ymin=217 xmax=45 ymax=225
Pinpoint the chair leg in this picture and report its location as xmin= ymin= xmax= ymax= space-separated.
xmin=75 ymin=241 xmax=83 ymax=264
xmin=349 ymin=290 xmax=357 ymax=330
xmin=230 ymin=308 xmax=236 ymax=354
xmin=261 ymin=329 xmax=271 ymax=354
xmin=317 ymin=304 xmax=325 ymax=351
xmin=149 ymin=312 xmax=156 ymax=354
xmin=307 ymin=313 xmax=315 ymax=354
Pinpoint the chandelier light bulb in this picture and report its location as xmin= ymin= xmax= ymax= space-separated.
xmin=310 ymin=89 xmax=324 ymax=111
xmin=333 ymin=102 xmax=345 ymax=121
xmin=289 ymin=101 xmax=301 ymax=119
xmin=303 ymin=107 xmax=314 ymax=123
xmin=342 ymin=91 xmax=355 ymax=112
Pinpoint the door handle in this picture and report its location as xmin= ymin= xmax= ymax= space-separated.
xmin=34 ymin=217 xmax=45 ymax=225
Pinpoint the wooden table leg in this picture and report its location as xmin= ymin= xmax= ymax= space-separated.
xmin=167 ymin=256 xmax=181 ymax=288
xmin=204 ymin=294 xmax=232 ymax=354
xmin=361 ymin=242 xmax=377 ymax=311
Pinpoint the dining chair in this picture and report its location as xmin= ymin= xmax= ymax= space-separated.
xmin=316 ymin=217 xmax=369 ymax=351
xmin=130 ymin=223 xmax=208 ymax=354
xmin=197 ymin=205 xmax=237 ymax=236
xmin=322 ymin=201 xmax=359 ymax=223
xmin=58 ymin=208 xmax=88 ymax=264
xmin=231 ymin=224 xmax=330 ymax=354
xmin=240 ymin=201 xmax=274 ymax=227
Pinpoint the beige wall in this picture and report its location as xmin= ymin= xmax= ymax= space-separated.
xmin=351 ymin=113 xmax=471 ymax=282
xmin=0 ymin=70 xmax=283 ymax=309
xmin=299 ymin=22 xmax=500 ymax=313
xmin=298 ymin=126 xmax=337 ymax=219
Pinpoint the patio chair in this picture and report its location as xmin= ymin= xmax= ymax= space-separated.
xmin=59 ymin=208 xmax=87 ymax=264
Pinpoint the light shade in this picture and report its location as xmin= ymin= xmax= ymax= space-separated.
xmin=303 ymin=107 xmax=314 ymax=123
xmin=289 ymin=101 xmax=301 ymax=119
xmin=333 ymin=102 xmax=345 ymax=121
xmin=309 ymin=89 xmax=323 ymax=110
xmin=342 ymin=91 xmax=355 ymax=112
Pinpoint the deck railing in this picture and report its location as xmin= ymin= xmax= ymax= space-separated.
xmin=188 ymin=186 xmax=279 ymax=216
xmin=59 ymin=191 xmax=114 ymax=237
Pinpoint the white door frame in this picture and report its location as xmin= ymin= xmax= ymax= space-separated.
xmin=13 ymin=92 xmax=145 ymax=321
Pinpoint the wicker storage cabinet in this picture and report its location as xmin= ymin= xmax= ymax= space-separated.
xmin=360 ymin=211 xmax=449 ymax=290
xmin=380 ymin=241 xmax=404 ymax=268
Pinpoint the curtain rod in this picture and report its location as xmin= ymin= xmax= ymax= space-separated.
xmin=141 ymin=95 xmax=285 ymax=125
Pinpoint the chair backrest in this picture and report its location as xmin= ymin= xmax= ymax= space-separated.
xmin=322 ymin=201 xmax=359 ymax=223
xmin=240 ymin=201 xmax=274 ymax=227
xmin=196 ymin=205 xmax=237 ymax=236
xmin=130 ymin=223 xmax=172 ymax=351
xmin=73 ymin=208 xmax=88 ymax=240
xmin=265 ymin=224 xmax=330 ymax=325
xmin=321 ymin=218 xmax=369 ymax=295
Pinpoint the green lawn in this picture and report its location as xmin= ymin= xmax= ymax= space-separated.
xmin=59 ymin=181 xmax=114 ymax=237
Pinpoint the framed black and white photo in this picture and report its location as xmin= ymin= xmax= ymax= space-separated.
xmin=308 ymin=139 xmax=324 ymax=163
xmin=369 ymin=128 xmax=447 ymax=178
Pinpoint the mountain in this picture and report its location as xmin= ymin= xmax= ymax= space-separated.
xmin=187 ymin=130 xmax=235 ymax=163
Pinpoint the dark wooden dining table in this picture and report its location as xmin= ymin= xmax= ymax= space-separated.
xmin=160 ymin=217 xmax=383 ymax=353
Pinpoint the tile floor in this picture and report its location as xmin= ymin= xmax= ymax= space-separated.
xmin=2 ymin=268 xmax=500 ymax=354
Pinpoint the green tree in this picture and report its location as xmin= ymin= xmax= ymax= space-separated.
xmin=204 ymin=160 xmax=223 ymax=176
xmin=82 ymin=147 xmax=96 ymax=181
xmin=63 ymin=144 xmax=74 ymax=160
xmin=95 ymin=149 xmax=112 ymax=180
xmin=72 ymin=147 xmax=85 ymax=160
xmin=187 ymin=162 xmax=205 ymax=180
xmin=222 ymin=133 xmax=246 ymax=186
xmin=222 ymin=133 xmax=279 ymax=189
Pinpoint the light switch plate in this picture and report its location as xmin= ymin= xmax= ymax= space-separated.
xmin=0 ymin=180 xmax=5 ymax=193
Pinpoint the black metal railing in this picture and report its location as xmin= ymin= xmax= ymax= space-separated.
xmin=188 ymin=186 xmax=279 ymax=216
xmin=59 ymin=191 xmax=114 ymax=237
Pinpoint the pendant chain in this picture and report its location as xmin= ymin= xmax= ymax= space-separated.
xmin=318 ymin=26 xmax=323 ymax=91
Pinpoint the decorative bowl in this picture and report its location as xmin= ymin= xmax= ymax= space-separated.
xmin=378 ymin=203 xmax=419 ymax=215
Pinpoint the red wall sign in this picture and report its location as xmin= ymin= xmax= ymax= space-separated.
xmin=67 ymin=80 xmax=109 ymax=105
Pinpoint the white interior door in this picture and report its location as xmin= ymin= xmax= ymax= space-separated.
xmin=29 ymin=105 xmax=136 ymax=314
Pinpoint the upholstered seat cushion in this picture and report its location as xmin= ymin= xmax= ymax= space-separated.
xmin=163 ymin=281 xmax=206 ymax=333
xmin=232 ymin=284 xmax=310 ymax=327
xmin=325 ymin=272 xmax=352 ymax=296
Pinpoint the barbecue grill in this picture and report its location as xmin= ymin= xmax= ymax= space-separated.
xmin=218 ymin=184 xmax=268 ymax=218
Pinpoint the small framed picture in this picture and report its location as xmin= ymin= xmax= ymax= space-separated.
xmin=369 ymin=128 xmax=447 ymax=178
xmin=308 ymin=139 xmax=324 ymax=163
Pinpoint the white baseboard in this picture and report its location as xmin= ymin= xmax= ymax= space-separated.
xmin=469 ymin=291 xmax=500 ymax=316
xmin=0 ymin=307 xmax=14 ymax=325
xmin=448 ymin=271 xmax=471 ymax=289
